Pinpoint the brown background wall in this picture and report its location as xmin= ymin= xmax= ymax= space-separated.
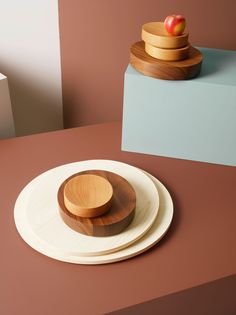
xmin=59 ymin=0 xmax=236 ymax=128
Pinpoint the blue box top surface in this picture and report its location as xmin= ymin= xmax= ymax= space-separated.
xmin=127 ymin=47 xmax=236 ymax=86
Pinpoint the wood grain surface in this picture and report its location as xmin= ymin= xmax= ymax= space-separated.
xmin=58 ymin=170 xmax=136 ymax=237
xmin=130 ymin=41 xmax=203 ymax=80
xmin=142 ymin=22 xmax=189 ymax=49
xmin=64 ymin=174 xmax=113 ymax=217
xmin=145 ymin=43 xmax=190 ymax=61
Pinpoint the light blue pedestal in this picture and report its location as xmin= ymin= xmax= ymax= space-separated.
xmin=122 ymin=48 xmax=236 ymax=167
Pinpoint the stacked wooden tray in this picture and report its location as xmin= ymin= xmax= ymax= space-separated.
xmin=130 ymin=22 xmax=203 ymax=80
xmin=58 ymin=170 xmax=137 ymax=237
xmin=14 ymin=160 xmax=174 ymax=264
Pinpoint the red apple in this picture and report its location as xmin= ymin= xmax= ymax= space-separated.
xmin=164 ymin=14 xmax=186 ymax=36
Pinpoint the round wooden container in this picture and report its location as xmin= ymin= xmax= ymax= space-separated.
xmin=145 ymin=43 xmax=190 ymax=61
xmin=64 ymin=174 xmax=113 ymax=217
xmin=130 ymin=41 xmax=203 ymax=80
xmin=58 ymin=170 xmax=136 ymax=237
xmin=142 ymin=22 xmax=189 ymax=49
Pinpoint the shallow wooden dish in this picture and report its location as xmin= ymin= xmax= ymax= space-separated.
xmin=130 ymin=41 xmax=203 ymax=80
xmin=142 ymin=22 xmax=188 ymax=49
xmin=145 ymin=43 xmax=190 ymax=61
xmin=58 ymin=170 xmax=136 ymax=237
xmin=64 ymin=174 xmax=113 ymax=217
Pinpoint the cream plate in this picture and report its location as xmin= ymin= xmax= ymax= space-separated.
xmin=14 ymin=169 xmax=173 ymax=264
xmin=14 ymin=160 xmax=159 ymax=256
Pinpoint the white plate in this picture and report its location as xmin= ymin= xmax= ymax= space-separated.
xmin=14 ymin=166 xmax=174 ymax=264
xmin=14 ymin=160 xmax=159 ymax=256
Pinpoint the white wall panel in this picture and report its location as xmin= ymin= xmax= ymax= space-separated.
xmin=0 ymin=73 xmax=15 ymax=138
xmin=0 ymin=0 xmax=63 ymax=136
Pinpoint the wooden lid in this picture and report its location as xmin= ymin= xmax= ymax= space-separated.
xmin=142 ymin=22 xmax=189 ymax=49
xmin=64 ymin=174 xmax=113 ymax=218
xmin=145 ymin=43 xmax=190 ymax=61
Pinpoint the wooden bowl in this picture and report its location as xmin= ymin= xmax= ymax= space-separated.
xmin=145 ymin=43 xmax=190 ymax=61
xmin=142 ymin=22 xmax=189 ymax=49
xmin=130 ymin=41 xmax=203 ymax=80
xmin=58 ymin=170 xmax=136 ymax=237
xmin=64 ymin=174 xmax=113 ymax=218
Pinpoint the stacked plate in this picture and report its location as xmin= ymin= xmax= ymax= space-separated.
xmin=14 ymin=160 xmax=174 ymax=264
xmin=142 ymin=22 xmax=190 ymax=61
xmin=130 ymin=22 xmax=203 ymax=80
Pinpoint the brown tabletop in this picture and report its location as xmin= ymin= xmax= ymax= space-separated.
xmin=1 ymin=122 xmax=236 ymax=315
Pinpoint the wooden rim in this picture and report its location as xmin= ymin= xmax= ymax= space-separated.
xmin=142 ymin=22 xmax=189 ymax=49
xmin=145 ymin=43 xmax=190 ymax=61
